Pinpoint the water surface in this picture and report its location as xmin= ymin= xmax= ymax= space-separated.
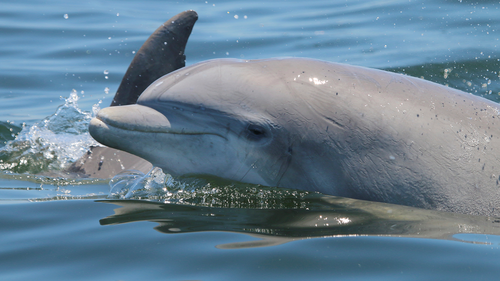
xmin=1 ymin=0 xmax=500 ymax=280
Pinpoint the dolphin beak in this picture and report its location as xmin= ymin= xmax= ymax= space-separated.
xmin=89 ymin=104 xmax=171 ymax=147
xmin=92 ymin=104 xmax=171 ymax=132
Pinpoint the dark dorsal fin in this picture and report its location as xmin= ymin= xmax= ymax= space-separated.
xmin=111 ymin=10 xmax=198 ymax=106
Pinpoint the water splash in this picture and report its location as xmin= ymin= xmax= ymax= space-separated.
xmin=0 ymin=121 xmax=22 ymax=147
xmin=109 ymin=167 xmax=172 ymax=199
xmin=0 ymin=90 xmax=100 ymax=175
xmin=108 ymin=167 xmax=311 ymax=209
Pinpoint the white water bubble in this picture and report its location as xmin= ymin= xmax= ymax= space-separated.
xmin=63 ymin=14 xmax=68 ymax=19
xmin=92 ymin=102 xmax=102 ymax=117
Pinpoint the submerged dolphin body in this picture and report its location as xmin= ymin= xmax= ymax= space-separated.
xmin=86 ymin=11 xmax=500 ymax=216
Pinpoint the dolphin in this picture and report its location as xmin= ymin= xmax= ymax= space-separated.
xmin=86 ymin=11 xmax=500 ymax=216
xmin=67 ymin=11 xmax=197 ymax=178
xmin=89 ymin=56 xmax=500 ymax=217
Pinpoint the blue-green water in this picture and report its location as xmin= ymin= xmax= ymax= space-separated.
xmin=1 ymin=0 xmax=500 ymax=280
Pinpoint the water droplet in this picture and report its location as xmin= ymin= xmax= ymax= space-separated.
xmin=234 ymin=15 xmax=239 ymax=19
xmin=103 ymin=70 xmax=109 ymax=75
xmin=108 ymin=37 xmax=112 ymax=40
xmin=63 ymin=14 xmax=69 ymax=19
xmin=104 ymin=87 xmax=110 ymax=94
xmin=116 ymin=13 xmax=120 ymax=16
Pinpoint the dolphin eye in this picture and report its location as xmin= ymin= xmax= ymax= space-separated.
xmin=245 ymin=124 xmax=267 ymax=141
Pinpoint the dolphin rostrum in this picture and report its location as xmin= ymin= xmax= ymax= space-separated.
xmin=87 ymin=11 xmax=500 ymax=217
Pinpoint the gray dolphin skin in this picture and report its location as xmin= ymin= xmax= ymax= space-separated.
xmin=87 ymin=11 xmax=500 ymax=217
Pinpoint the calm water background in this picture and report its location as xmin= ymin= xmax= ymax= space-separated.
xmin=1 ymin=0 xmax=500 ymax=280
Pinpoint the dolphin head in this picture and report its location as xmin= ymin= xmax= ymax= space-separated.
xmin=89 ymin=58 xmax=319 ymax=187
